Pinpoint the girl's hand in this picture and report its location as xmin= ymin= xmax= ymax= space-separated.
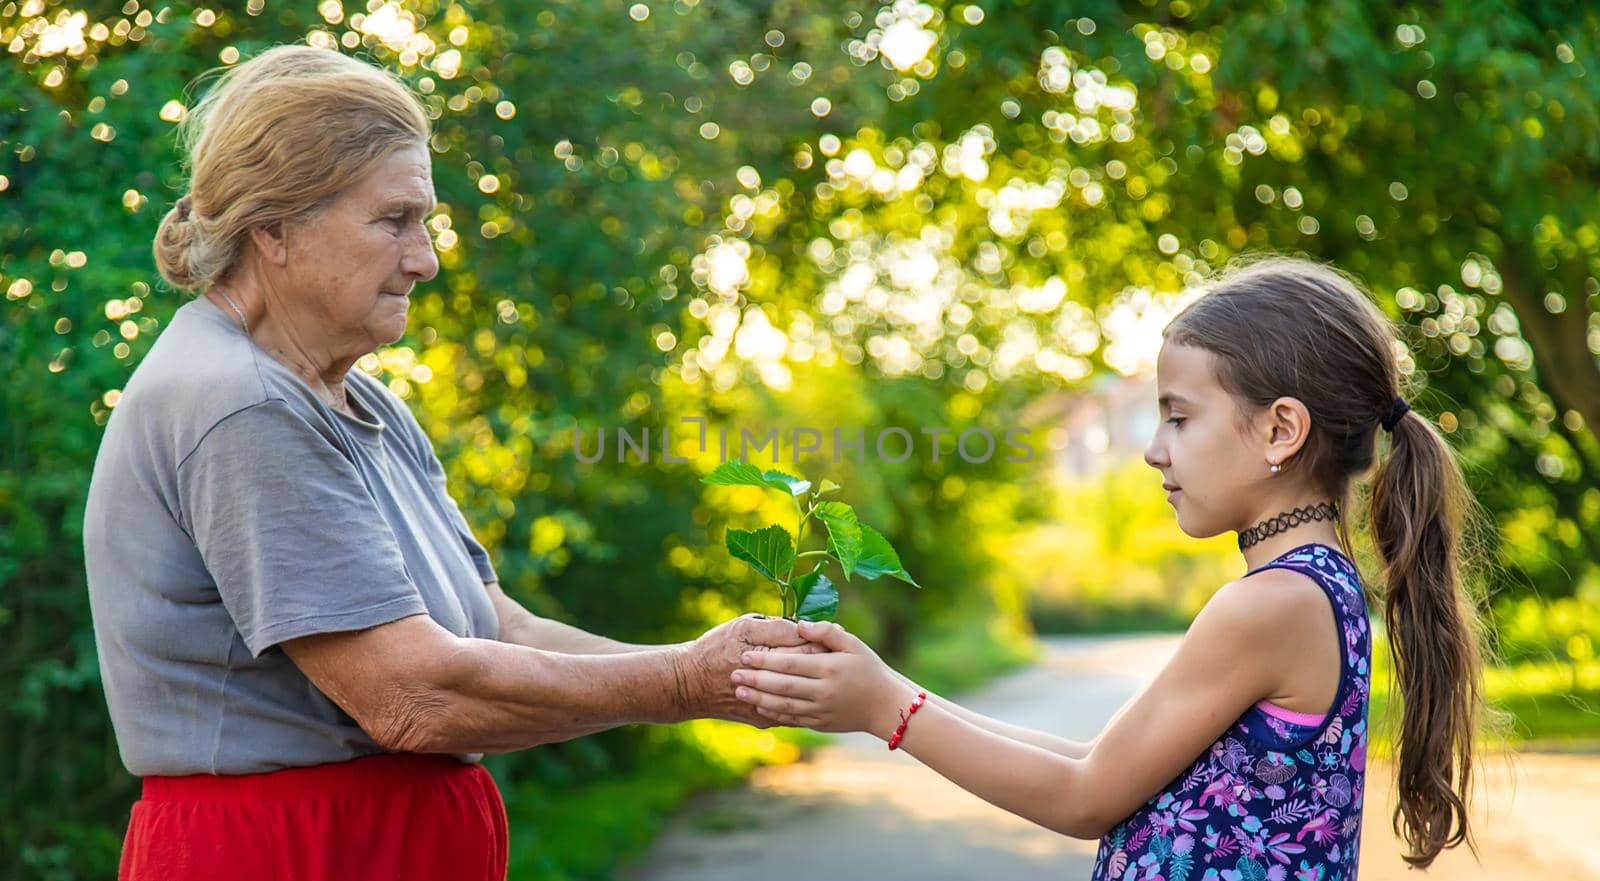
xmin=731 ymin=620 xmax=920 ymax=739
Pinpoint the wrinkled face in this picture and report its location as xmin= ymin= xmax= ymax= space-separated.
xmin=279 ymin=142 xmax=439 ymax=353
xmin=1143 ymin=342 xmax=1270 ymax=538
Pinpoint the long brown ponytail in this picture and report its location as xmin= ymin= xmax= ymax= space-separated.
xmin=1369 ymin=402 xmax=1489 ymax=867
xmin=1166 ymin=255 xmax=1497 ymax=868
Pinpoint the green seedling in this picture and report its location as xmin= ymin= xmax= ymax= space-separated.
xmin=701 ymin=459 xmax=920 ymax=622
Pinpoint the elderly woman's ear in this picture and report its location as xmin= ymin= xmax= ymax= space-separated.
xmin=245 ymin=219 xmax=290 ymax=267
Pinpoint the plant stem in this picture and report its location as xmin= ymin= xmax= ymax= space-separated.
xmin=788 ymin=497 xmax=812 ymax=585
xmin=796 ymin=550 xmax=830 ymax=560
xmin=784 ymin=496 xmax=815 ymax=619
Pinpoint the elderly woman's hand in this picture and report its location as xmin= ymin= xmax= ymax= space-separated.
xmin=678 ymin=614 xmax=828 ymax=727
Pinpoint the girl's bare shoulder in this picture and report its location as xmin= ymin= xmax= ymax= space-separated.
xmin=1198 ymin=569 xmax=1335 ymax=642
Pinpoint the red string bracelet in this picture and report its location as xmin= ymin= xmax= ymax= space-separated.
xmin=887 ymin=691 xmax=928 ymax=751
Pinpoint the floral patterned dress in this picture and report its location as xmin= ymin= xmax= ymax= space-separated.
xmin=1090 ymin=543 xmax=1372 ymax=881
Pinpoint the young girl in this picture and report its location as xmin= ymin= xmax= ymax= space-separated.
xmin=732 ymin=257 xmax=1491 ymax=879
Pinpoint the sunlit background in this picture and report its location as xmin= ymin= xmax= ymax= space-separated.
xmin=3 ymin=1 xmax=1598 ymax=878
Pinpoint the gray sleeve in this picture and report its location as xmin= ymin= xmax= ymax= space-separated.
xmin=379 ymin=384 xmax=498 ymax=585
xmin=177 ymin=401 xmax=428 ymax=657
xmin=423 ymin=451 xmax=497 ymax=585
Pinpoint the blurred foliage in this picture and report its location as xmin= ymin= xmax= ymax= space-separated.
xmin=1014 ymin=456 xmax=1237 ymax=632
xmin=3 ymin=0 xmax=1600 ymax=879
xmin=1495 ymin=594 xmax=1600 ymax=668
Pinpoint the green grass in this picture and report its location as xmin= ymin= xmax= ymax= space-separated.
xmin=1027 ymin=598 xmax=1192 ymax=636
xmin=1482 ymin=688 xmax=1600 ymax=745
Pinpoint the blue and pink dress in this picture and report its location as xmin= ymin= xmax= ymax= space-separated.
xmin=1091 ymin=543 xmax=1372 ymax=881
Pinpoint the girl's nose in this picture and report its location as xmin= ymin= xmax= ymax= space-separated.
xmin=1144 ymin=437 xmax=1167 ymax=469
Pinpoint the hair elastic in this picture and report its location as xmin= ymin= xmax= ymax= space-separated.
xmin=1380 ymin=397 xmax=1410 ymax=432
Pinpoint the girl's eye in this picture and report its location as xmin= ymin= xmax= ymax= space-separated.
xmin=1166 ymin=417 xmax=1186 ymax=427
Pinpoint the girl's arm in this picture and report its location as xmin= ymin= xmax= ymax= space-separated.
xmin=732 ymin=573 xmax=1307 ymax=839
xmin=888 ymin=670 xmax=1095 ymax=759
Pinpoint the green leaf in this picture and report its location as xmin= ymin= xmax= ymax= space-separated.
xmin=725 ymin=525 xmax=795 ymax=584
xmin=761 ymin=469 xmax=812 ymax=496
xmin=702 ymin=459 xmax=802 ymax=494
xmin=812 ymin=501 xmax=862 ymax=579
xmin=793 ymin=568 xmax=839 ymax=622
xmin=853 ymin=524 xmax=920 ymax=587
xmin=814 ymin=479 xmax=841 ymax=497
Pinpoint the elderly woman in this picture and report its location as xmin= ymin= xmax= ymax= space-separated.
xmin=84 ymin=45 xmax=808 ymax=881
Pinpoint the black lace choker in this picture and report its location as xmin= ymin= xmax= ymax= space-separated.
xmin=1237 ymin=502 xmax=1340 ymax=551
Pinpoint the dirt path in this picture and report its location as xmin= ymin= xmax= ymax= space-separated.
xmin=622 ymin=634 xmax=1598 ymax=881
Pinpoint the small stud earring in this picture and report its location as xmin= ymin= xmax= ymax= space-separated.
xmin=1269 ymin=463 xmax=1281 ymax=474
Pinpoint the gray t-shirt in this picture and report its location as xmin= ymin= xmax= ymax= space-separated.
xmin=84 ymin=295 xmax=499 ymax=776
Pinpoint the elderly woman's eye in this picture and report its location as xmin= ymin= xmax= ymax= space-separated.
xmin=381 ymin=215 xmax=417 ymax=233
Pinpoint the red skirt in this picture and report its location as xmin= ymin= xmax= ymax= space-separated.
xmin=119 ymin=752 xmax=508 ymax=881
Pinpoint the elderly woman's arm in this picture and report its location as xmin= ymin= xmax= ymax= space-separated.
xmin=283 ymin=612 xmax=798 ymax=754
xmin=484 ymin=581 xmax=656 ymax=655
